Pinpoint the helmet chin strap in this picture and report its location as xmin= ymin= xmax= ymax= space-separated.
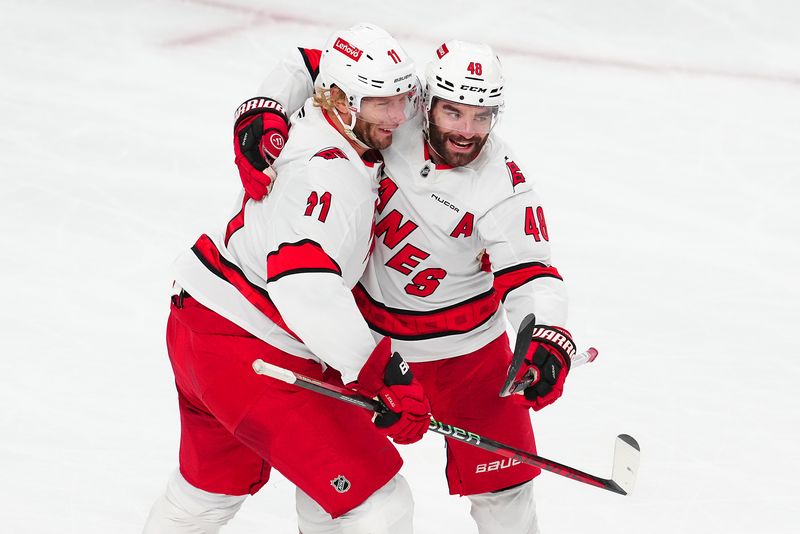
xmin=423 ymin=112 xmax=448 ymax=166
xmin=333 ymin=107 xmax=370 ymax=150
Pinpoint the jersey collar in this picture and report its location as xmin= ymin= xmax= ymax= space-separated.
xmin=423 ymin=142 xmax=454 ymax=170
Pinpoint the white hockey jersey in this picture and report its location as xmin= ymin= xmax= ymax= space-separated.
xmin=357 ymin=124 xmax=568 ymax=361
xmin=172 ymin=98 xmax=382 ymax=382
xmin=255 ymin=48 xmax=569 ymax=362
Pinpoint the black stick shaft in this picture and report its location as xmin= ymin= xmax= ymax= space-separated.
xmin=258 ymin=362 xmax=625 ymax=495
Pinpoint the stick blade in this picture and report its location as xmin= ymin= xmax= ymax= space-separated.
xmin=252 ymin=359 xmax=297 ymax=384
xmin=499 ymin=313 xmax=537 ymax=397
xmin=611 ymin=434 xmax=640 ymax=495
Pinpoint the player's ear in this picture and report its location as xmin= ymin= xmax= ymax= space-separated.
xmin=330 ymin=86 xmax=351 ymax=116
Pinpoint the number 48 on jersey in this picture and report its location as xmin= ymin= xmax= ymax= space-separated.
xmin=524 ymin=206 xmax=549 ymax=242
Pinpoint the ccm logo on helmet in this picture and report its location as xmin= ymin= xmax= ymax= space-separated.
xmin=460 ymin=85 xmax=487 ymax=93
xmin=333 ymin=37 xmax=362 ymax=61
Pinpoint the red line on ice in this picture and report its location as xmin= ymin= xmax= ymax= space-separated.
xmin=165 ymin=0 xmax=800 ymax=87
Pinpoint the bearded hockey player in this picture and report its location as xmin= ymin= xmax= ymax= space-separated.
xmin=233 ymin=39 xmax=575 ymax=534
xmin=144 ymin=24 xmax=431 ymax=534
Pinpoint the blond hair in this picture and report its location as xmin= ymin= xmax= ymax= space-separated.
xmin=313 ymin=86 xmax=347 ymax=111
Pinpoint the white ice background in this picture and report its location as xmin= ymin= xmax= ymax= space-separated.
xmin=2 ymin=0 xmax=799 ymax=532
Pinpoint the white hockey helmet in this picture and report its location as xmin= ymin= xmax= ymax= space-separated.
xmin=424 ymin=40 xmax=504 ymax=134
xmin=317 ymin=23 xmax=420 ymax=118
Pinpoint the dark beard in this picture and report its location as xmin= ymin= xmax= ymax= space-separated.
xmin=427 ymin=123 xmax=488 ymax=167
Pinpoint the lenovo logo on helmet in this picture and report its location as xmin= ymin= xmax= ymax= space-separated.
xmin=436 ymin=43 xmax=449 ymax=59
xmin=460 ymin=85 xmax=487 ymax=93
xmin=333 ymin=37 xmax=362 ymax=61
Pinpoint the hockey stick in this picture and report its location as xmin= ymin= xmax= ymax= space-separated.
xmin=252 ymin=359 xmax=640 ymax=495
xmin=499 ymin=314 xmax=598 ymax=397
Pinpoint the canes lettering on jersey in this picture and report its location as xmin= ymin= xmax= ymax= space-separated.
xmin=374 ymin=175 xmax=449 ymax=298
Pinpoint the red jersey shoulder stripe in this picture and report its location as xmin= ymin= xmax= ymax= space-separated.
xmin=266 ymin=239 xmax=342 ymax=283
xmin=191 ymin=234 xmax=299 ymax=340
xmin=493 ymin=261 xmax=563 ymax=302
xmin=299 ymin=47 xmax=322 ymax=82
xmin=224 ymin=194 xmax=249 ymax=246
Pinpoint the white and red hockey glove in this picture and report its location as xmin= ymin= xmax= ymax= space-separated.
xmin=233 ymin=97 xmax=289 ymax=200
xmin=512 ymin=325 xmax=576 ymax=411
xmin=348 ymin=338 xmax=431 ymax=445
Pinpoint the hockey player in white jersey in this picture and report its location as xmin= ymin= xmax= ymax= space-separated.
xmin=144 ymin=24 xmax=431 ymax=534
xmin=234 ymin=40 xmax=576 ymax=534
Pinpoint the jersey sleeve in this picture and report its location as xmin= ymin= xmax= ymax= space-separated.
xmin=256 ymin=47 xmax=321 ymax=117
xmin=477 ymin=188 xmax=568 ymax=333
xmin=260 ymin=160 xmax=377 ymax=383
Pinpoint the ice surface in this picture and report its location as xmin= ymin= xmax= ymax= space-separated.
xmin=2 ymin=1 xmax=798 ymax=532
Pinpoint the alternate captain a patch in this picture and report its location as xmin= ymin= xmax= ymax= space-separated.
xmin=331 ymin=475 xmax=351 ymax=493
xmin=313 ymin=147 xmax=349 ymax=161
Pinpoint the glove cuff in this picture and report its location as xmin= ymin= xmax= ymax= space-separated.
xmin=352 ymin=337 xmax=393 ymax=397
xmin=233 ymin=97 xmax=288 ymax=127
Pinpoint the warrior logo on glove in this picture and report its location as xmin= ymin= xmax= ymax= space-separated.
xmin=511 ymin=324 xmax=576 ymax=411
xmin=530 ymin=326 xmax=576 ymax=359
xmin=233 ymin=97 xmax=290 ymax=199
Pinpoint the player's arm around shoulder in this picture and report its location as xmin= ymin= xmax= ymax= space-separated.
xmin=234 ymin=46 xmax=321 ymax=200
xmin=256 ymin=46 xmax=320 ymax=107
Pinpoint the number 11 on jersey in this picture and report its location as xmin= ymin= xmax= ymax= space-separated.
xmin=305 ymin=191 xmax=332 ymax=222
